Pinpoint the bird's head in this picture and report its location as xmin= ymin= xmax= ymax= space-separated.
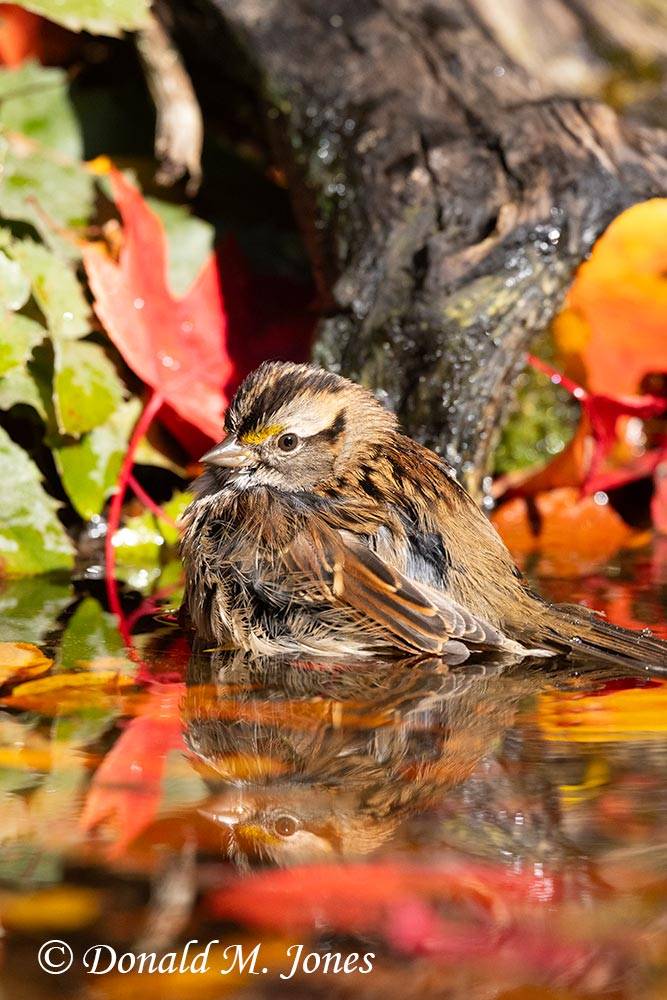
xmin=199 ymin=786 xmax=398 ymax=868
xmin=200 ymin=361 xmax=396 ymax=491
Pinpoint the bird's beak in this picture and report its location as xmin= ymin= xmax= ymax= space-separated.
xmin=200 ymin=435 xmax=252 ymax=468
xmin=199 ymin=808 xmax=241 ymax=827
xmin=198 ymin=803 xmax=246 ymax=827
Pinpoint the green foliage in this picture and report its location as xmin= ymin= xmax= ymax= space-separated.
xmin=0 ymin=59 xmax=197 ymax=576
xmin=494 ymin=348 xmax=578 ymax=476
xmin=0 ymin=425 xmax=74 ymax=574
xmin=0 ymin=364 xmax=46 ymax=419
xmin=9 ymin=239 xmax=90 ymax=338
xmin=54 ymin=398 xmax=141 ymax=519
xmin=0 ymin=576 xmax=73 ymax=642
xmin=13 ymin=0 xmax=150 ymax=36
xmin=148 ymin=199 xmax=214 ymax=297
xmin=57 ymin=596 xmax=125 ymax=670
xmin=0 ymin=313 xmax=44 ymax=375
xmin=0 ymin=249 xmax=31 ymax=311
xmin=0 ymin=62 xmax=83 ymax=157
xmin=53 ymin=340 xmax=123 ymax=435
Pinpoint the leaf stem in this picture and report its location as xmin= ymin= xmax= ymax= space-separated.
xmin=526 ymin=354 xmax=587 ymax=399
xmin=105 ymin=390 xmax=165 ymax=638
xmin=128 ymin=473 xmax=179 ymax=530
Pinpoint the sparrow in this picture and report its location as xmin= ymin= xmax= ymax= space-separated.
xmin=180 ymin=361 xmax=667 ymax=668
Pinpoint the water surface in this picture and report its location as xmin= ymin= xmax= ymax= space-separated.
xmin=1 ymin=544 xmax=666 ymax=999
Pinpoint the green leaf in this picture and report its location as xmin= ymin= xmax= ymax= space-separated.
xmin=113 ymin=511 xmax=164 ymax=565
xmin=54 ymin=397 xmax=140 ymax=519
xmin=0 ymin=141 xmax=94 ymax=238
xmin=0 ymin=364 xmax=47 ymax=420
xmin=113 ymin=511 xmax=164 ymax=591
xmin=0 ymin=62 xmax=82 ymax=158
xmin=58 ymin=597 xmax=125 ymax=671
xmin=0 ymin=312 xmax=44 ymax=375
xmin=0 ymin=576 xmax=73 ymax=643
xmin=9 ymin=240 xmax=89 ymax=339
xmin=160 ymin=489 xmax=192 ymax=546
xmin=148 ymin=198 xmax=215 ymax=297
xmin=0 ymin=249 xmax=30 ymax=310
xmin=13 ymin=0 xmax=150 ymax=36
xmin=0 ymin=425 xmax=74 ymax=575
xmin=54 ymin=340 xmax=123 ymax=436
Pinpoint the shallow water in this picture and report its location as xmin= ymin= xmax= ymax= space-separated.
xmin=1 ymin=544 xmax=666 ymax=999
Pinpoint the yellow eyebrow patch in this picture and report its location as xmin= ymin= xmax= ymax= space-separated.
xmin=239 ymin=424 xmax=284 ymax=445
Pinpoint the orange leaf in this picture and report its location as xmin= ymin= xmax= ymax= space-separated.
xmin=554 ymin=199 xmax=667 ymax=396
xmin=0 ymin=642 xmax=52 ymax=687
xmin=83 ymin=170 xmax=232 ymax=442
xmin=492 ymin=487 xmax=640 ymax=577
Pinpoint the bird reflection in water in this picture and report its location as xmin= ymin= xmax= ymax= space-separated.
xmin=184 ymin=648 xmax=545 ymax=869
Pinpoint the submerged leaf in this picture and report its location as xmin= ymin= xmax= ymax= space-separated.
xmin=0 ymin=642 xmax=52 ymax=686
xmin=54 ymin=397 xmax=140 ymax=519
xmin=0 ymin=577 xmax=73 ymax=642
xmin=1 ymin=885 xmax=101 ymax=931
xmin=0 ymin=425 xmax=74 ymax=575
xmin=58 ymin=597 xmax=125 ymax=671
xmin=53 ymin=340 xmax=123 ymax=436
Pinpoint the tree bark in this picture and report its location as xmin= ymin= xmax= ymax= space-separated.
xmin=169 ymin=0 xmax=667 ymax=493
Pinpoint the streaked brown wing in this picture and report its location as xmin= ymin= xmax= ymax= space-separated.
xmin=285 ymin=524 xmax=511 ymax=655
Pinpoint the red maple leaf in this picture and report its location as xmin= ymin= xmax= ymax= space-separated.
xmin=526 ymin=355 xmax=667 ymax=493
xmin=83 ymin=169 xmax=231 ymax=442
xmin=80 ymin=684 xmax=185 ymax=858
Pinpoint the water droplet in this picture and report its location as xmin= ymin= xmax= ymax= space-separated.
xmin=133 ymin=297 xmax=145 ymax=310
xmin=63 ymin=310 xmax=74 ymax=321
xmin=493 ymin=65 xmax=506 ymax=77
xmin=330 ymin=13 xmax=343 ymax=27
xmin=593 ymin=491 xmax=609 ymax=506
xmin=158 ymin=352 xmax=180 ymax=371
xmin=550 ymin=373 xmax=561 ymax=385
xmin=181 ymin=320 xmax=193 ymax=334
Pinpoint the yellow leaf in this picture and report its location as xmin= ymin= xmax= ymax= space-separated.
xmin=537 ymin=681 xmax=667 ymax=742
xmin=2 ymin=669 xmax=135 ymax=714
xmin=12 ymin=670 xmax=134 ymax=698
xmin=0 ymin=642 xmax=52 ymax=686
xmin=1 ymin=886 xmax=101 ymax=931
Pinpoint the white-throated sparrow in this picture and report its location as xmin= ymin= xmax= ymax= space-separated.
xmin=180 ymin=361 xmax=666 ymax=668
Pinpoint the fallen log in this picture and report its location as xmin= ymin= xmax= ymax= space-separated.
xmin=166 ymin=0 xmax=667 ymax=493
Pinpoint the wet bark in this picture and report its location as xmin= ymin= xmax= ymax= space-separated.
xmin=167 ymin=0 xmax=667 ymax=493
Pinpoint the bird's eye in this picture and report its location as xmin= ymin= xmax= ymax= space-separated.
xmin=277 ymin=432 xmax=299 ymax=453
xmin=273 ymin=814 xmax=298 ymax=838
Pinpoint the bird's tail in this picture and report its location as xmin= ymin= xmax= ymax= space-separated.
xmin=520 ymin=599 xmax=667 ymax=675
